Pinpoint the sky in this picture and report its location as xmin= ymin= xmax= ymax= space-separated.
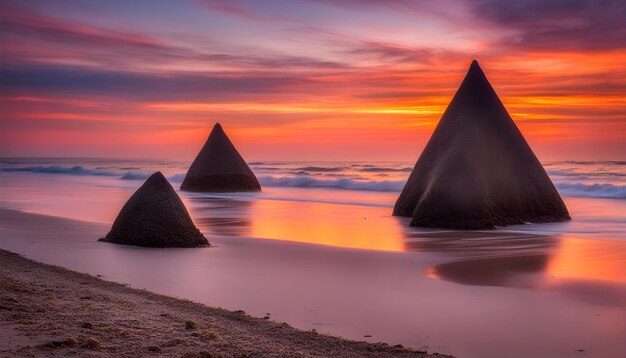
xmin=1 ymin=0 xmax=625 ymax=161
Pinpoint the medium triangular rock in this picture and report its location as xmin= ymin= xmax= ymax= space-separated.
xmin=181 ymin=123 xmax=261 ymax=192
xmin=100 ymin=172 xmax=209 ymax=247
xmin=393 ymin=60 xmax=570 ymax=229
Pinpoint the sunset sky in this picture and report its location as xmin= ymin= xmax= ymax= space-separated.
xmin=1 ymin=0 xmax=625 ymax=161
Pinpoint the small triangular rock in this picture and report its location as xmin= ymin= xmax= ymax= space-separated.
xmin=181 ymin=123 xmax=261 ymax=192
xmin=100 ymin=172 xmax=209 ymax=247
xmin=394 ymin=60 xmax=570 ymax=229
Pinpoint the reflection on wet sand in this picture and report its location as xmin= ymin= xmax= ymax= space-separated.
xmin=403 ymin=225 xmax=558 ymax=288
xmin=428 ymin=254 xmax=550 ymax=288
xmin=249 ymin=200 xmax=406 ymax=252
xmin=402 ymin=228 xmax=557 ymax=257
xmin=186 ymin=196 xmax=253 ymax=237
xmin=185 ymin=194 xmax=407 ymax=251
xmin=547 ymin=237 xmax=626 ymax=284
xmin=407 ymin=224 xmax=626 ymax=306
xmin=183 ymin=193 xmax=625 ymax=308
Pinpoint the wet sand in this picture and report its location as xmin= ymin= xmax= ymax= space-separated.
xmin=0 ymin=249 xmax=447 ymax=357
xmin=1 ymin=207 xmax=624 ymax=357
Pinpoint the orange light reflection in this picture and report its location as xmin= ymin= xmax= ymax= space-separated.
xmin=547 ymin=237 xmax=626 ymax=283
xmin=249 ymin=200 xmax=405 ymax=252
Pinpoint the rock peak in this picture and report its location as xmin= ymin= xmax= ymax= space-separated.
xmin=100 ymin=172 xmax=209 ymax=247
xmin=464 ymin=59 xmax=487 ymax=84
xmin=181 ymin=123 xmax=261 ymax=192
xmin=145 ymin=171 xmax=167 ymax=184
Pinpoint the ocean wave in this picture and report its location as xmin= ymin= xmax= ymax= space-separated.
xmin=3 ymin=164 xmax=626 ymax=198
xmin=0 ymin=165 xmax=176 ymax=182
xmin=122 ymin=171 xmax=187 ymax=182
xmin=294 ymin=166 xmax=346 ymax=172
xmin=258 ymin=175 xmax=404 ymax=192
xmin=0 ymin=165 xmax=118 ymax=177
xmin=169 ymin=173 xmax=186 ymax=183
xmin=249 ymin=166 xmax=286 ymax=171
xmin=547 ymin=169 xmax=626 ymax=179
xmin=555 ymin=182 xmax=626 ymax=198
xmin=120 ymin=171 xmax=153 ymax=180
xmin=561 ymin=160 xmax=626 ymax=166
xmin=358 ymin=167 xmax=412 ymax=172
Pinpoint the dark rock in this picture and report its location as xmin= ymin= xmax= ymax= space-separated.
xmin=147 ymin=346 xmax=161 ymax=352
xmin=81 ymin=322 xmax=94 ymax=329
xmin=185 ymin=320 xmax=196 ymax=330
xmin=181 ymin=123 xmax=261 ymax=192
xmin=394 ymin=60 xmax=570 ymax=229
xmin=99 ymin=172 xmax=209 ymax=248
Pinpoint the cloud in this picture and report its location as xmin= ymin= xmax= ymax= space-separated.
xmin=194 ymin=0 xmax=278 ymax=21
xmin=471 ymin=0 xmax=626 ymax=51
xmin=0 ymin=64 xmax=315 ymax=101
xmin=345 ymin=40 xmax=470 ymax=65
xmin=0 ymin=2 xmax=348 ymax=71
xmin=304 ymin=0 xmax=436 ymax=13
xmin=347 ymin=41 xmax=435 ymax=63
xmin=0 ymin=2 xmax=170 ymax=52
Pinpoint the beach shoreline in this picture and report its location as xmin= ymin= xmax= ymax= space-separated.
xmin=0 ymin=248 xmax=449 ymax=357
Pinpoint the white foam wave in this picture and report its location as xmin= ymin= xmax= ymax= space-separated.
xmin=3 ymin=164 xmax=626 ymax=198
xmin=358 ymin=167 xmax=412 ymax=172
xmin=0 ymin=165 xmax=118 ymax=177
xmin=169 ymin=173 xmax=186 ymax=183
xmin=555 ymin=182 xmax=626 ymax=198
xmin=258 ymin=175 xmax=405 ymax=192
xmin=120 ymin=171 xmax=153 ymax=180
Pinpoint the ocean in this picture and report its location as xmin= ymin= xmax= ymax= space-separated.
xmin=0 ymin=157 xmax=625 ymax=357
xmin=1 ymin=158 xmax=625 ymax=198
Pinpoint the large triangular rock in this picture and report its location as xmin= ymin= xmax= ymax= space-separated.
xmin=181 ymin=123 xmax=261 ymax=192
xmin=393 ymin=60 xmax=570 ymax=229
xmin=100 ymin=172 xmax=209 ymax=247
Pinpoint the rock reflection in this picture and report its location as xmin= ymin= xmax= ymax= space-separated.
xmin=186 ymin=196 xmax=253 ymax=237
xmin=429 ymin=254 xmax=551 ymax=288
xmin=403 ymin=228 xmax=558 ymax=257
xmin=401 ymin=221 xmax=559 ymax=288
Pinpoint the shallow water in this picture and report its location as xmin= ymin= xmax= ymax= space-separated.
xmin=0 ymin=158 xmax=625 ymax=357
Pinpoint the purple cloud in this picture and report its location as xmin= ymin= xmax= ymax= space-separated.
xmin=471 ymin=0 xmax=626 ymax=51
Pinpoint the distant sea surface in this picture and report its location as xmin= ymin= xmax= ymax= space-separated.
xmin=1 ymin=157 xmax=625 ymax=358
xmin=1 ymin=157 xmax=625 ymax=197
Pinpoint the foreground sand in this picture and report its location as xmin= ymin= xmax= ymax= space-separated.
xmin=0 ymin=249 xmax=449 ymax=358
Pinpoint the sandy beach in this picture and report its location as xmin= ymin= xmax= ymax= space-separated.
xmin=0 ymin=248 xmax=448 ymax=357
